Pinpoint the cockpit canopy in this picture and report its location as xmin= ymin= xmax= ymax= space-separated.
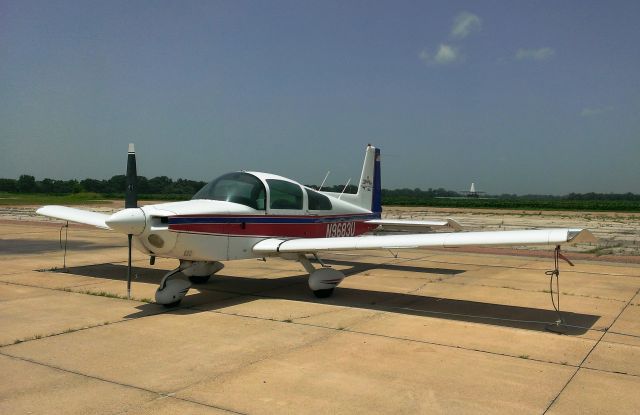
xmin=192 ymin=172 xmax=266 ymax=210
xmin=192 ymin=172 xmax=332 ymax=211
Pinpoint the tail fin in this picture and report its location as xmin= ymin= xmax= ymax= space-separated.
xmin=321 ymin=145 xmax=382 ymax=214
xmin=353 ymin=145 xmax=382 ymax=213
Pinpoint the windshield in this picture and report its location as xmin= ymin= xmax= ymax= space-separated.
xmin=192 ymin=172 xmax=266 ymax=210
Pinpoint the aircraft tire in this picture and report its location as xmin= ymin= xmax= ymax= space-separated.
xmin=313 ymin=288 xmax=335 ymax=298
xmin=188 ymin=275 xmax=211 ymax=284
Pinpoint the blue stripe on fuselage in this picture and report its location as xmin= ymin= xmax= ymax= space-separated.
xmin=168 ymin=213 xmax=380 ymax=225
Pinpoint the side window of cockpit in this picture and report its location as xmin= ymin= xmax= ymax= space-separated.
xmin=307 ymin=189 xmax=332 ymax=210
xmin=267 ymin=179 xmax=303 ymax=210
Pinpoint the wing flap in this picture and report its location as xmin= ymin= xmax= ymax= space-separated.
xmin=36 ymin=205 xmax=110 ymax=229
xmin=366 ymin=218 xmax=463 ymax=231
xmin=253 ymin=229 xmax=596 ymax=255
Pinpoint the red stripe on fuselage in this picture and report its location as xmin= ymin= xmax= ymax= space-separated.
xmin=169 ymin=221 xmax=377 ymax=238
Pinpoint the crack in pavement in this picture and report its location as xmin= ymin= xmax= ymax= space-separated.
xmin=542 ymin=287 xmax=640 ymax=414
xmin=0 ymin=352 xmax=246 ymax=415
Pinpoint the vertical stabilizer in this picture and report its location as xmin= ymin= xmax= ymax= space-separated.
xmin=353 ymin=145 xmax=381 ymax=213
xmin=321 ymin=145 xmax=382 ymax=214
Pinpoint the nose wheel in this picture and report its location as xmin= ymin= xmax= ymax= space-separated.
xmin=188 ymin=275 xmax=211 ymax=284
xmin=155 ymin=266 xmax=191 ymax=307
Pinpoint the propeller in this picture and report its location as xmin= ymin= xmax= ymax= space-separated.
xmin=125 ymin=143 xmax=138 ymax=209
xmin=125 ymin=144 xmax=137 ymax=299
xmin=103 ymin=144 xmax=146 ymax=299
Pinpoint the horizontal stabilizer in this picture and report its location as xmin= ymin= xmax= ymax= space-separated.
xmin=367 ymin=218 xmax=462 ymax=231
xmin=253 ymin=228 xmax=597 ymax=255
xmin=36 ymin=205 xmax=110 ymax=229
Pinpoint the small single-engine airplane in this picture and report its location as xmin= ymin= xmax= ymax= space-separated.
xmin=460 ymin=182 xmax=486 ymax=198
xmin=37 ymin=145 xmax=596 ymax=306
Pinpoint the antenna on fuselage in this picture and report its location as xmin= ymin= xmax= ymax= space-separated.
xmin=318 ymin=170 xmax=331 ymax=191
xmin=338 ymin=178 xmax=351 ymax=199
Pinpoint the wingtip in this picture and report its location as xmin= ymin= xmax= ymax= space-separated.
xmin=567 ymin=229 xmax=598 ymax=244
xmin=36 ymin=205 xmax=55 ymax=215
xmin=446 ymin=218 xmax=463 ymax=231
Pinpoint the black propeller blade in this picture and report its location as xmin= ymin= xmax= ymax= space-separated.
xmin=125 ymin=143 xmax=137 ymax=299
xmin=125 ymin=143 xmax=137 ymax=209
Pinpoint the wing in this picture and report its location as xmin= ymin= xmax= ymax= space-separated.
xmin=366 ymin=218 xmax=462 ymax=231
xmin=36 ymin=205 xmax=110 ymax=229
xmin=253 ymin=228 xmax=596 ymax=255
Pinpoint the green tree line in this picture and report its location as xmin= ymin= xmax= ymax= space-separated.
xmin=1 ymin=175 xmax=639 ymax=209
xmin=0 ymin=175 xmax=207 ymax=196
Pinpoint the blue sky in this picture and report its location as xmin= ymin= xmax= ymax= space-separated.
xmin=1 ymin=1 xmax=638 ymax=194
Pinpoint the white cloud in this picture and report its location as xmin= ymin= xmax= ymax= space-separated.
xmin=418 ymin=11 xmax=478 ymax=67
xmin=435 ymin=44 xmax=459 ymax=64
xmin=419 ymin=44 xmax=461 ymax=66
xmin=580 ymin=106 xmax=613 ymax=117
xmin=515 ymin=47 xmax=555 ymax=61
xmin=451 ymin=12 xmax=482 ymax=39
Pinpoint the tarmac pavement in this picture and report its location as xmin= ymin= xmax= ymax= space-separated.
xmin=1 ymin=220 xmax=639 ymax=414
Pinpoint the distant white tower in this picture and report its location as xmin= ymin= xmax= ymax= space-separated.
xmin=469 ymin=182 xmax=476 ymax=193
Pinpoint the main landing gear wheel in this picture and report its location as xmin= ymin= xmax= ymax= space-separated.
xmin=188 ymin=275 xmax=211 ymax=284
xmin=183 ymin=261 xmax=223 ymax=285
xmin=297 ymin=254 xmax=345 ymax=299
xmin=313 ymin=288 xmax=335 ymax=298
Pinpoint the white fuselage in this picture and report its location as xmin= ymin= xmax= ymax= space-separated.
xmin=133 ymin=196 xmax=376 ymax=263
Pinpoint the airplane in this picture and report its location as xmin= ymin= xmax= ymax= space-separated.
xmin=37 ymin=145 xmax=596 ymax=307
xmin=460 ymin=182 xmax=486 ymax=198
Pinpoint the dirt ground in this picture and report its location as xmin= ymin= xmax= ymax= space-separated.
xmin=381 ymin=206 xmax=640 ymax=259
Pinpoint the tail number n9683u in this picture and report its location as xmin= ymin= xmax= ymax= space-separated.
xmin=326 ymin=222 xmax=356 ymax=238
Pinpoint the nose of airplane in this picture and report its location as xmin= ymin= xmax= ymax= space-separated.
xmin=105 ymin=208 xmax=147 ymax=235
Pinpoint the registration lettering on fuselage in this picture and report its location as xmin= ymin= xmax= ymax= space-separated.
xmin=326 ymin=221 xmax=356 ymax=238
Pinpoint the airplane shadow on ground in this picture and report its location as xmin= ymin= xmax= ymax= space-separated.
xmin=2 ymin=239 xmax=124 ymax=255
xmin=55 ymin=260 xmax=599 ymax=335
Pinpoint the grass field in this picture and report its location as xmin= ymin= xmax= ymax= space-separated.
xmin=0 ymin=192 xmax=107 ymax=206
xmin=0 ymin=192 xmax=191 ymax=205
xmin=384 ymin=197 xmax=640 ymax=212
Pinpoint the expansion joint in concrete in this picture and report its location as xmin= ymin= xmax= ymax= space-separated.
xmin=0 ymin=351 xmax=247 ymax=415
xmin=542 ymin=287 xmax=640 ymax=414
